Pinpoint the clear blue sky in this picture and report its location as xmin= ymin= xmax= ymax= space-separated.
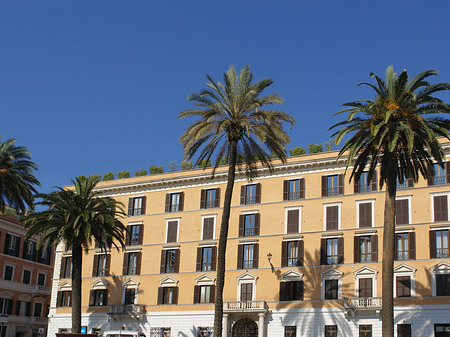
xmin=2 ymin=1 xmax=450 ymax=193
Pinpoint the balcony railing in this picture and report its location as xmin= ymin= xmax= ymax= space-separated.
xmin=224 ymin=301 xmax=267 ymax=312
xmin=345 ymin=297 xmax=382 ymax=309
xmin=32 ymin=285 xmax=51 ymax=296
xmin=109 ymin=304 xmax=144 ymax=315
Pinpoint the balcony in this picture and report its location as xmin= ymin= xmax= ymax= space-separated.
xmin=108 ymin=304 xmax=144 ymax=320
xmin=343 ymin=297 xmax=382 ymax=318
xmin=28 ymin=317 xmax=48 ymax=325
xmin=32 ymin=285 xmax=51 ymax=297
xmin=224 ymin=301 xmax=268 ymax=313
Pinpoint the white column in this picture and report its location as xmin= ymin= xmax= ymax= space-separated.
xmin=223 ymin=314 xmax=229 ymax=337
xmin=258 ymin=313 xmax=265 ymax=337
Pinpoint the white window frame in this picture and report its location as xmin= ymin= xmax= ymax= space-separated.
xmin=121 ymin=278 xmax=139 ymax=305
xmin=36 ymin=270 xmax=47 ymax=286
xmin=32 ymin=298 xmax=45 ymax=317
xmin=356 ymin=199 xmax=375 ymax=228
xmin=430 ymin=192 xmax=450 ymax=222
xmin=354 ymin=266 xmax=378 ymax=298
xmin=236 ymin=271 xmax=258 ymax=302
xmin=395 ymin=195 xmax=412 ymax=225
xmin=21 ymin=267 xmax=33 ymax=284
xmin=3 ymin=262 xmax=16 ymax=281
xmin=320 ymin=268 xmax=343 ymax=300
xmin=430 ymin=261 xmax=450 ymax=296
xmin=165 ymin=217 xmax=181 ymax=243
xmin=394 ymin=264 xmax=416 ymax=298
xmin=285 ymin=206 xmax=302 ymax=234
xmin=323 ymin=202 xmax=342 ymax=231
xmin=200 ymin=214 xmax=217 ymax=240
xmin=7 ymin=234 xmax=19 ymax=250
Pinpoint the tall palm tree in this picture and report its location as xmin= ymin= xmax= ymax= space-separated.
xmin=330 ymin=66 xmax=450 ymax=337
xmin=25 ymin=176 xmax=127 ymax=333
xmin=179 ymin=65 xmax=295 ymax=337
xmin=0 ymin=136 xmax=40 ymax=213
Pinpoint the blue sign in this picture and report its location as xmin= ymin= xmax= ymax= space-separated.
xmin=81 ymin=327 xmax=87 ymax=334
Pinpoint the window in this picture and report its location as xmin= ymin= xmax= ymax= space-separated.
xmin=397 ymin=324 xmax=411 ymax=337
xmin=23 ymin=240 xmax=37 ymax=261
xmin=127 ymin=224 xmax=143 ymax=245
xmin=37 ymin=272 xmax=46 ymax=286
xmin=37 ymin=246 xmax=52 ymax=265
xmin=202 ymin=217 xmax=214 ymax=240
xmin=16 ymin=300 xmax=31 ymax=316
xmin=60 ymin=257 xmax=72 ymax=279
xmin=161 ymin=249 xmax=180 ymax=274
xmin=396 ymin=199 xmax=410 ymax=225
xmin=239 ymin=214 xmax=260 ymax=237
xmin=92 ymin=254 xmax=110 ymax=277
xmin=354 ymin=171 xmax=377 ymax=193
xmin=165 ymin=192 xmax=184 ymax=212
xmin=89 ymin=289 xmax=107 ymax=306
xmin=22 ymin=269 xmax=31 ymax=284
xmin=57 ymin=291 xmax=72 ymax=307
xmin=433 ymin=195 xmax=449 ymax=222
xmin=240 ymin=183 xmax=261 ymax=205
xmin=428 ymin=162 xmax=449 ymax=186
xmin=325 ymin=325 xmax=337 ymax=337
xmin=4 ymin=234 xmax=20 ymax=257
xmin=284 ymin=326 xmax=297 ymax=337
xmin=396 ymin=232 xmax=415 ymax=260
xmin=430 ymin=229 xmax=450 ymax=258
xmin=282 ymin=240 xmax=304 ymax=267
xmin=286 ymin=208 xmax=301 ymax=234
xmin=321 ymin=238 xmax=343 ymax=265
xmin=0 ymin=298 xmax=13 ymax=314
xmin=200 ymin=188 xmax=220 ymax=208
xmin=3 ymin=265 xmax=13 ymax=281
xmin=193 ymin=285 xmax=215 ymax=304
xmin=196 ymin=247 xmax=216 ymax=271
xmin=33 ymin=302 xmax=43 ymax=317
xmin=123 ymin=252 xmax=141 ymax=275
xmin=322 ymin=174 xmax=343 ymax=197
xmin=279 ymin=281 xmax=303 ymax=301
xmin=358 ymin=278 xmax=373 ymax=298
xmin=357 ymin=201 xmax=373 ymax=228
xmin=325 ymin=279 xmax=338 ymax=300
xmin=128 ymin=196 xmax=146 ymax=216
xmin=324 ymin=204 xmax=340 ymax=230
xmin=359 ymin=325 xmax=372 ymax=337
xmin=240 ymin=283 xmax=253 ymax=301
xmin=283 ymin=178 xmax=305 ymax=201
xmin=124 ymin=288 xmax=136 ymax=305
xmin=354 ymin=235 xmax=378 ymax=263
xmin=237 ymin=244 xmax=259 ymax=269
xmin=157 ymin=287 xmax=178 ymax=305
xmin=436 ymin=274 xmax=450 ymax=296
xmin=396 ymin=276 xmax=411 ymax=297
xmin=166 ymin=220 xmax=179 ymax=243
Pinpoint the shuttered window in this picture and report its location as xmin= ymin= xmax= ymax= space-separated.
xmin=395 ymin=232 xmax=415 ymax=260
xmin=325 ymin=205 xmax=339 ymax=230
xmin=160 ymin=249 xmax=180 ymax=274
xmin=239 ymin=214 xmax=260 ymax=237
xmin=283 ymin=179 xmax=305 ymax=201
xmin=126 ymin=224 xmax=144 ymax=246
xmin=322 ymin=174 xmax=344 ymax=197
xmin=396 ymin=276 xmax=411 ymax=297
xmin=193 ymin=285 xmax=215 ymax=304
xmin=434 ymin=195 xmax=448 ymax=222
xmin=430 ymin=230 xmax=450 ymax=259
xmin=196 ymin=246 xmax=217 ymax=272
xmin=240 ymin=184 xmax=261 ymax=205
xmin=354 ymin=171 xmax=377 ymax=193
xmin=354 ymin=235 xmax=378 ymax=263
xmin=281 ymin=240 xmax=304 ymax=267
xmin=200 ymin=188 xmax=220 ymax=209
xmin=279 ymin=281 xmax=304 ymax=301
xmin=166 ymin=221 xmax=178 ymax=243
xmin=237 ymin=244 xmax=259 ymax=269
xmin=165 ymin=192 xmax=184 ymax=212
xmin=122 ymin=252 xmax=142 ymax=275
xmin=324 ymin=279 xmax=338 ymax=300
xmin=157 ymin=287 xmax=179 ymax=304
xmin=202 ymin=217 xmax=214 ymax=240
xmin=436 ymin=274 xmax=450 ymax=296
xmin=396 ymin=199 xmax=409 ymax=225
xmin=287 ymin=209 xmax=300 ymax=233
xmin=321 ymin=238 xmax=343 ymax=265
xmin=358 ymin=202 xmax=372 ymax=228
xmin=358 ymin=278 xmax=373 ymax=298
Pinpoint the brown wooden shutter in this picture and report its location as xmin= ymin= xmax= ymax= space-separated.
xmin=200 ymin=190 xmax=206 ymax=209
xmin=321 ymin=176 xmax=327 ymax=196
xmin=299 ymin=178 xmax=305 ymax=199
xmin=165 ymin=194 xmax=170 ymax=212
xmin=409 ymin=232 xmax=416 ymax=260
xmin=174 ymin=249 xmax=180 ymax=273
xmin=371 ymin=171 xmax=377 ymax=191
xmin=56 ymin=292 xmax=62 ymax=307
xmin=430 ymin=231 xmax=436 ymax=258
xmin=238 ymin=215 xmax=245 ymax=237
xmin=141 ymin=197 xmax=146 ymax=215
xmin=428 ymin=166 xmax=434 ymax=186
xmin=338 ymin=174 xmax=344 ymax=195
xmin=240 ymin=185 xmax=246 ymax=205
xmin=135 ymin=252 xmax=142 ymax=275
xmin=298 ymin=240 xmax=304 ymax=266
xmin=128 ymin=198 xmax=133 ymax=216
xmin=237 ymin=245 xmax=244 ymax=269
xmin=255 ymin=183 xmax=261 ymax=203
xmin=254 ymin=213 xmax=260 ymax=236
xmin=320 ymin=239 xmax=326 ymax=265
xmin=92 ymin=255 xmax=99 ymax=277
xmin=354 ymin=236 xmax=360 ymax=263
xmin=179 ymin=192 xmax=184 ymax=211
xmin=215 ymin=188 xmax=220 ymax=207
xmin=196 ymin=247 xmax=202 ymax=272
xmin=396 ymin=199 xmax=409 ymax=225
xmin=283 ymin=180 xmax=289 ymax=200
xmin=279 ymin=282 xmax=286 ymax=301
xmin=253 ymin=243 xmax=259 ymax=269
xmin=89 ymin=290 xmax=95 ymax=307
xmin=125 ymin=226 xmax=131 ymax=246
xmin=210 ymin=285 xmax=216 ymax=303
xmin=203 ymin=218 xmax=214 ymax=240
xmin=167 ymin=221 xmax=178 ymax=243
xmin=287 ymin=209 xmax=299 ymax=233
xmin=372 ymin=235 xmax=378 ymax=262
xmin=354 ymin=176 xmax=360 ymax=193
xmin=157 ymin=287 xmax=163 ymax=305
xmin=105 ymin=254 xmax=111 ymax=276
xmin=326 ymin=206 xmax=339 ymax=230
xmin=298 ymin=281 xmax=304 ymax=301
xmin=281 ymin=241 xmax=287 ymax=267
xmin=211 ymin=246 xmax=217 ymax=271
xmin=123 ymin=253 xmax=129 ymax=275
xmin=60 ymin=257 xmax=66 ymax=279
xmin=337 ymin=237 xmax=344 ymax=264
xmin=193 ymin=285 xmax=200 ymax=304
xmin=446 ymin=162 xmax=450 ymax=184
xmin=359 ymin=203 xmax=372 ymax=228
xmin=160 ymin=250 xmax=166 ymax=273
xmin=138 ymin=224 xmax=144 ymax=245
xmin=434 ymin=195 xmax=448 ymax=221
xmin=103 ymin=289 xmax=108 ymax=306
xmin=172 ymin=287 xmax=179 ymax=304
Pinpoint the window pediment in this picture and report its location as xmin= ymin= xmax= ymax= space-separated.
xmin=58 ymin=280 xmax=72 ymax=290
xmin=122 ymin=278 xmax=140 ymax=288
xmin=354 ymin=266 xmax=378 ymax=277
xmin=321 ymin=268 xmax=343 ymax=278
xmin=236 ymin=271 xmax=258 ymax=282
xmin=91 ymin=279 xmax=108 ymax=290
xmin=430 ymin=261 xmax=450 ymax=273
xmin=159 ymin=276 xmax=178 ymax=287
xmin=0 ymin=291 xmax=12 ymax=299
xmin=394 ymin=264 xmax=416 ymax=274
xmin=281 ymin=269 xmax=303 ymax=281
xmin=195 ymin=274 xmax=215 ymax=286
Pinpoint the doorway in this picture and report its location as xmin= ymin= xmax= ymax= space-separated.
xmin=232 ymin=318 xmax=258 ymax=337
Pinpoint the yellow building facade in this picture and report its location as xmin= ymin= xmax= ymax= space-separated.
xmin=48 ymin=146 xmax=450 ymax=337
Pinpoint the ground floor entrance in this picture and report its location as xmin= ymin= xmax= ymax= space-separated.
xmin=435 ymin=324 xmax=450 ymax=337
xmin=232 ymin=318 xmax=258 ymax=337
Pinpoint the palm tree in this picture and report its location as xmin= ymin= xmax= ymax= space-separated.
xmin=24 ymin=176 xmax=127 ymax=333
xmin=330 ymin=66 xmax=450 ymax=337
xmin=0 ymin=136 xmax=40 ymax=213
xmin=179 ymin=65 xmax=295 ymax=337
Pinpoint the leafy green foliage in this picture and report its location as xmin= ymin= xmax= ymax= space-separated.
xmin=103 ymin=172 xmax=114 ymax=181
xmin=90 ymin=174 xmax=101 ymax=183
xmin=168 ymin=160 xmax=177 ymax=172
xmin=289 ymin=146 xmax=306 ymax=156
xmin=134 ymin=169 xmax=147 ymax=177
xmin=118 ymin=171 xmax=130 ymax=179
xmin=198 ymin=159 xmax=211 ymax=169
xmin=181 ymin=160 xmax=193 ymax=170
xmin=149 ymin=165 xmax=164 ymax=174
xmin=308 ymin=143 xmax=323 ymax=154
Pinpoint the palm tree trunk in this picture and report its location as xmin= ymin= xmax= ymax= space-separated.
xmin=71 ymin=245 xmax=83 ymax=333
xmin=214 ymin=140 xmax=238 ymax=337
xmin=382 ymin=158 xmax=397 ymax=337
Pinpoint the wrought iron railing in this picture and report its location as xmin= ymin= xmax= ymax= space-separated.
xmin=345 ymin=297 xmax=382 ymax=308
